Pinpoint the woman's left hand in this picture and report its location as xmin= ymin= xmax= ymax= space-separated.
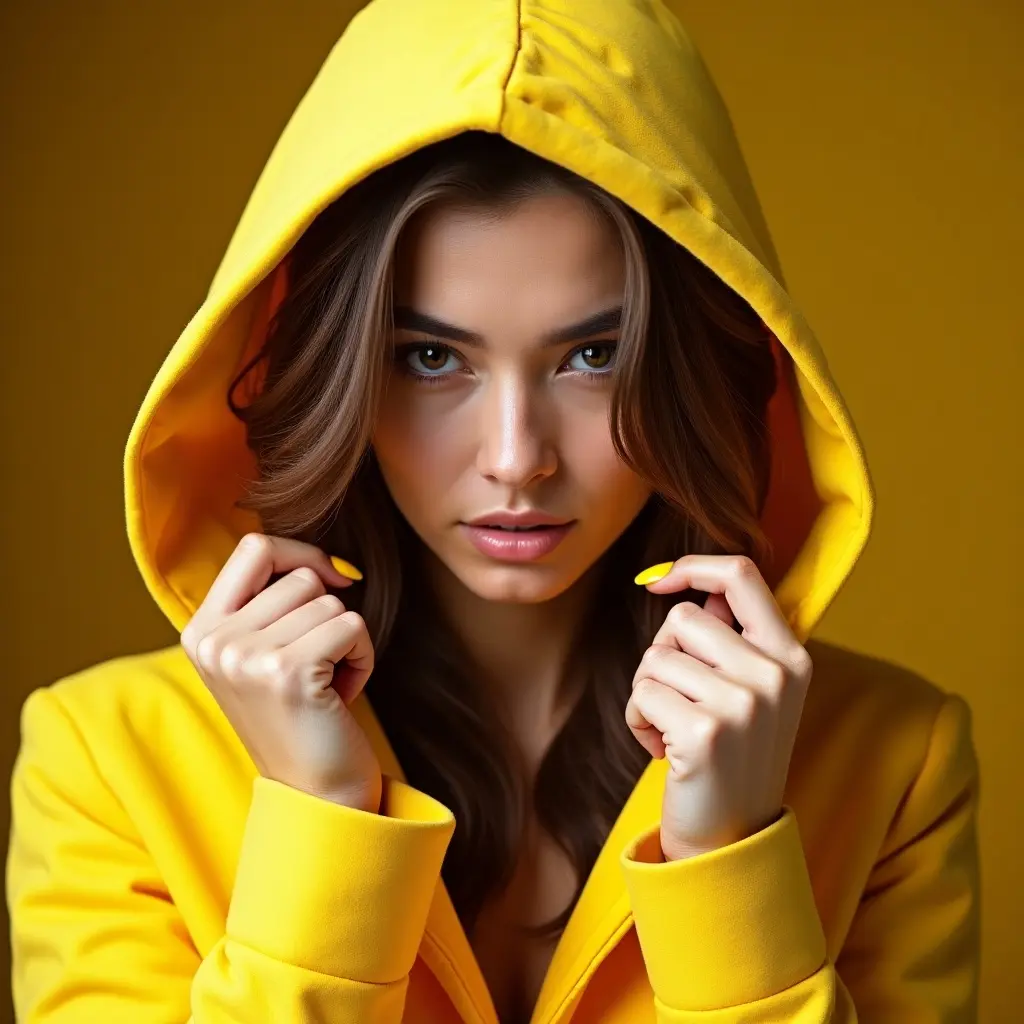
xmin=626 ymin=554 xmax=814 ymax=862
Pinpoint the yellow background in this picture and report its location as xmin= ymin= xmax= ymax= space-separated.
xmin=1 ymin=2 xmax=1019 ymax=1019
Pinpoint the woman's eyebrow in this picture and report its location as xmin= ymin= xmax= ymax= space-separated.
xmin=392 ymin=305 xmax=622 ymax=348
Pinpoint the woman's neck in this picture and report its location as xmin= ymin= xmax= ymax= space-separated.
xmin=423 ymin=552 xmax=602 ymax=757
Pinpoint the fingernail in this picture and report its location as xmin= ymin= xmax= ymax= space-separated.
xmin=634 ymin=561 xmax=674 ymax=586
xmin=330 ymin=556 xmax=363 ymax=581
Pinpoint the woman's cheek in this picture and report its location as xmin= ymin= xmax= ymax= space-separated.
xmin=374 ymin=399 xmax=468 ymax=516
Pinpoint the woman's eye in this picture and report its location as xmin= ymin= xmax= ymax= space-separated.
xmin=402 ymin=343 xmax=459 ymax=376
xmin=566 ymin=342 xmax=617 ymax=374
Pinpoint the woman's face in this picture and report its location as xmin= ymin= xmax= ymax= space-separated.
xmin=372 ymin=190 xmax=653 ymax=603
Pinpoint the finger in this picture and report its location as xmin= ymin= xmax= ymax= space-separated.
xmin=255 ymin=590 xmax=348 ymax=648
xmin=640 ymin=555 xmax=798 ymax=666
xmin=197 ymin=535 xmax=353 ymax=625
xmin=626 ymin=677 xmax=696 ymax=759
xmin=189 ymin=568 xmax=327 ymax=677
xmin=702 ymin=592 xmax=734 ymax=627
xmin=625 ymin=689 xmax=666 ymax=759
xmin=285 ymin=610 xmax=375 ymax=705
xmin=632 ymin=643 xmax=755 ymax=719
xmin=652 ymin=602 xmax=788 ymax=697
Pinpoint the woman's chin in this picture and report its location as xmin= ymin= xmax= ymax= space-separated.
xmin=460 ymin=562 xmax=578 ymax=604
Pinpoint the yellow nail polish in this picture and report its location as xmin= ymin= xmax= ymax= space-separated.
xmin=330 ymin=556 xmax=363 ymax=581
xmin=634 ymin=561 xmax=674 ymax=586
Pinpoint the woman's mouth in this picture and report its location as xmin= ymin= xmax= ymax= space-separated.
xmin=459 ymin=522 xmax=576 ymax=562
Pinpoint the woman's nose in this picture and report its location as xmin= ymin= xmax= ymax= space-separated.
xmin=476 ymin=378 xmax=557 ymax=487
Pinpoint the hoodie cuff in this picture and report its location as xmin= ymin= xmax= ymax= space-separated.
xmin=620 ymin=806 xmax=826 ymax=1010
xmin=228 ymin=774 xmax=455 ymax=984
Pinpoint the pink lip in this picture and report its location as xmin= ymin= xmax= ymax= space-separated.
xmin=459 ymin=522 xmax=575 ymax=562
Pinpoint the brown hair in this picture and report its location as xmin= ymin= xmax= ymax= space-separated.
xmin=227 ymin=130 xmax=777 ymax=939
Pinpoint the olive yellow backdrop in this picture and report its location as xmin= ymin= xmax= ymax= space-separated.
xmin=2 ymin=2 xmax=1019 ymax=1020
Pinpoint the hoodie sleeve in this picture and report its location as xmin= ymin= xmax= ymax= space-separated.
xmin=7 ymin=685 xmax=456 ymax=1023
xmin=619 ymin=693 xmax=981 ymax=1023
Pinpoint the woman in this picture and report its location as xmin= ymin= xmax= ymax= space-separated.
xmin=6 ymin=1 xmax=980 ymax=1022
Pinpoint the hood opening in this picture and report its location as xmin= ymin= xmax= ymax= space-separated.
xmin=125 ymin=0 xmax=872 ymax=648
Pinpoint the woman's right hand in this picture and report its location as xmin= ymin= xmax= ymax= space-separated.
xmin=180 ymin=532 xmax=382 ymax=814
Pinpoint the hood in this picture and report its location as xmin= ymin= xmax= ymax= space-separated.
xmin=126 ymin=0 xmax=872 ymax=659
xmin=123 ymin=4 xmax=875 ymax=1019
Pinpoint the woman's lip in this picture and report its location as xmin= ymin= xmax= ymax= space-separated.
xmin=459 ymin=522 xmax=576 ymax=562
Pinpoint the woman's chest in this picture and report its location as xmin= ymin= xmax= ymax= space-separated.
xmin=469 ymin=827 xmax=579 ymax=1024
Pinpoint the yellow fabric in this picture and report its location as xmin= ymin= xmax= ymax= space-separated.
xmin=6 ymin=1 xmax=980 ymax=1021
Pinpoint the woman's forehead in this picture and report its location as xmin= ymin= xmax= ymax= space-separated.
xmin=393 ymin=194 xmax=626 ymax=333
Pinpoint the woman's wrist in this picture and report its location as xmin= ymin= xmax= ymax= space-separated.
xmin=319 ymin=778 xmax=383 ymax=814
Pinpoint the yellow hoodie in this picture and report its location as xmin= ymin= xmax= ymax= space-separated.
xmin=6 ymin=1 xmax=981 ymax=1021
